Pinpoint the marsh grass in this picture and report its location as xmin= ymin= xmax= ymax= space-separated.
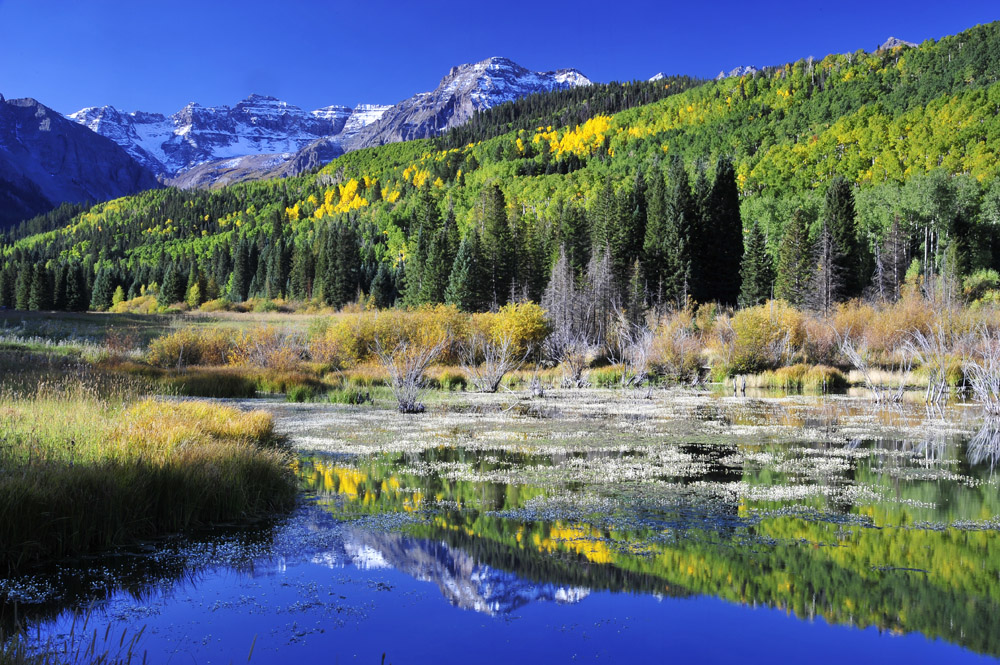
xmin=0 ymin=396 xmax=295 ymax=571
xmin=747 ymin=364 xmax=849 ymax=392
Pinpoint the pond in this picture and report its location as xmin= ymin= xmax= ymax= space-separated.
xmin=3 ymin=389 xmax=1000 ymax=663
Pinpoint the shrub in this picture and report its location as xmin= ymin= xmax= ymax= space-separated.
xmin=147 ymin=327 xmax=236 ymax=367
xmin=472 ymin=302 xmax=550 ymax=359
xmin=711 ymin=301 xmax=803 ymax=375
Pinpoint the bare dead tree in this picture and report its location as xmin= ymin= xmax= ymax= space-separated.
xmin=608 ymin=307 xmax=654 ymax=387
xmin=840 ymin=336 xmax=910 ymax=403
xmin=968 ymin=421 xmax=1000 ymax=469
xmin=461 ymin=332 xmax=528 ymax=393
xmin=906 ymin=325 xmax=960 ymax=405
xmin=963 ymin=328 xmax=1000 ymax=414
xmin=372 ymin=335 xmax=449 ymax=413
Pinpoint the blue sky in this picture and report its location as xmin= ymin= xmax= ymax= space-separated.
xmin=0 ymin=0 xmax=997 ymax=115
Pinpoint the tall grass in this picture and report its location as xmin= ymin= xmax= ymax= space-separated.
xmin=0 ymin=395 xmax=295 ymax=571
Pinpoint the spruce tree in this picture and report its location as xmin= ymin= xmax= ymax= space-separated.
xmin=28 ymin=263 xmax=52 ymax=311
xmin=774 ymin=211 xmax=813 ymax=307
xmin=559 ymin=204 xmax=590 ymax=276
xmin=370 ymin=263 xmax=397 ymax=309
xmin=158 ymin=264 xmax=184 ymax=307
xmin=0 ymin=264 xmax=13 ymax=308
xmin=14 ymin=262 xmax=31 ymax=310
xmin=65 ymin=264 xmax=88 ymax=312
xmin=445 ymin=230 xmax=489 ymax=312
xmin=703 ymin=157 xmax=743 ymax=305
xmin=739 ymin=221 xmax=774 ymax=307
xmin=479 ymin=184 xmax=514 ymax=307
xmin=52 ymin=263 xmax=67 ymax=310
xmin=231 ymin=240 xmax=250 ymax=302
xmin=823 ymin=176 xmax=863 ymax=297
xmin=91 ymin=268 xmax=116 ymax=311
xmin=809 ymin=222 xmax=845 ymax=315
xmin=290 ymin=242 xmax=315 ymax=301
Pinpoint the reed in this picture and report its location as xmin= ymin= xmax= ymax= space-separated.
xmin=0 ymin=395 xmax=295 ymax=571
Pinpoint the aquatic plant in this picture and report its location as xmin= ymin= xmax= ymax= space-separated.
xmin=0 ymin=396 xmax=295 ymax=570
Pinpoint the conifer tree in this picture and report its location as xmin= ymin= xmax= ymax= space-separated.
xmin=91 ymin=268 xmax=116 ymax=311
xmin=370 ymin=263 xmax=397 ymax=309
xmin=479 ymin=184 xmax=514 ymax=307
xmin=445 ymin=229 xmax=489 ymax=311
xmin=158 ymin=263 xmax=184 ymax=307
xmin=809 ymin=222 xmax=845 ymax=315
xmin=28 ymin=263 xmax=52 ymax=311
xmin=823 ymin=176 xmax=863 ymax=296
xmin=703 ymin=157 xmax=743 ymax=305
xmin=231 ymin=240 xmax=250 ymax=302
xmin=65 ymin=264 xmax=88 ymax=312
xmin=774 ymin=211 xmax=813 ymax=307
xmin=0 ymin=264 xmax=14 ymax=308
xmin=740 ymin=220 xmax=774 ymax=307
xmin=14 ymin=262 xmax=31 ymax=310
xmin=52 ymin=263 xmax=67 ymax=310
xmin=290 ymin=242 xmax=315 ymax=300
xmin=559 ymin=204 xmax=590 ymax=276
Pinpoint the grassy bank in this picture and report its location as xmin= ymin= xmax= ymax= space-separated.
xmin=0 ymin=394 xmax=296 ymax=571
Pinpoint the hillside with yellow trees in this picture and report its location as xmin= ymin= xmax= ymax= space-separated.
xmin=4 ymin=21 xmax=1000 ymax=315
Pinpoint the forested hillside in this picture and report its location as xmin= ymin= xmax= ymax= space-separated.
xmin=4 ymin=22 xmax=1000 ymax=315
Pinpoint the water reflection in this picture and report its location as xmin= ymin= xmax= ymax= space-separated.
xmin=3 ymin=421 xmax=1000 ymax=662
xmin=299 ymin=437 xmax=1000 ymax=657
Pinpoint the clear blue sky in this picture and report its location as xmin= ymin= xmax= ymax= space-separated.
xmin=0 ymin=0 xmax=997 ymax=116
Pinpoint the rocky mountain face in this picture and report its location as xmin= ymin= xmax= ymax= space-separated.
xmin=69 ymin=95 xmax=390 ymax=181
xmin=715 ymin=65 xmax=760 ymax=80
xmin=311 ymin=527 xmax=590 ymax=616
xmin=274 ymin=57 xmax=591 ymax=178
xmin=65 ymin=57 xmax=589 ymax=188
xmin=0 ymin=95 xmax=160 ymax=227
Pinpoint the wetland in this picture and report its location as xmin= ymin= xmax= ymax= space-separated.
xmin=4 ymin=388 xmax=999 ymax=663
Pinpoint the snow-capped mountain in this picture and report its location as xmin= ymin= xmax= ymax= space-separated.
xmin=0 ymin=96 xmax=160 ymax=227
xmin=278 ymin=56 xmax=591 ymax=179
xmin=68 ymin=95 xmax=390 ymax=180
xmin=311 ymin=528 xmax=590 ymax=616
xmin=715 ymin=65 xmax=760 ymax=80
xmin=67 ymin=57 xmax=589 ymax=188
xmin=348 ymin=56 xmax=591 ymax=150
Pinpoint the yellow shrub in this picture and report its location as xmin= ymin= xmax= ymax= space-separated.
xmin=472 ymin=302 xmax=550 ymax=357
xmin=147 ymin=327 xmax=236 ymax=367
xmin=714 ymin=300 xmax=803 ymax=374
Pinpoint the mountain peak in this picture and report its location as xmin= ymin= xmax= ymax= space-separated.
xmin=879 ymin=36 xmax=917 ymax=50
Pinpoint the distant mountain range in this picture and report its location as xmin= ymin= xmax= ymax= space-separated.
xmin=0 ymin=95 xmax=160 ymax=227
xmin=65 ymin=57 xmax=590 ymax=189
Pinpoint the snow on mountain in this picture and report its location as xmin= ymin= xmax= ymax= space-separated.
xmin=346 ymin=56 xmax=592 ymax=150
xmin=69 ymin=56 xmax=588 ymax=187
xmin=68 ymin=95 xmax=388 ymax=179
xmin=715 ymin=65 xmax=760 ymax=80
xmin=648 ymin=72 xmax=666 ymax=82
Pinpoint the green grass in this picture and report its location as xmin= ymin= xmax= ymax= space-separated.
xmin=0 ymin=393 xmax=296 ymax=571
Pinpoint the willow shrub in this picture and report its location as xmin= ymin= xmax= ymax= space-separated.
xmin=0 ymin=397 xmax=295 ymax=570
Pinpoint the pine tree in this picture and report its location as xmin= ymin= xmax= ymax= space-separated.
xmin=559 ymin=204 xmax=590 ymax=277
xmin=823 ymin=176 xmax=863 ymax=297
xmin=28 ymin=263 xmax=52 ymax=311
xmin=688 ymin=163 xmax=711 ymax=297
xmin=0 ymin=264 xmax=14 ymax=308
xmin=370 ymin=263 xmax=397 ymax=309
xmin=326 ymin=224 xmax=360 ymax=308
xmin=65 ymin=264 xmax=88 ymax=312
xmin=14 ymin=262 xmax=31 ymax=310
xmin=739 ymin=220 xmax=774 ymax=307
xmin=445 ymin=229 xmax=489 ymax=312
xmin=290 ymin=242 xmax=315 ymax=301
xmin=702 ymin=157 xmax=743 ymax=305
xmin=158 ymin=263 xmax=184 ymax=307
xmin=231 ymin=239 xmax=250 ymax=302
xmin=774 ymin=211 xmax=813 ymax=307
xmin=479 ymin=184 xmax=515 ymax=307
xmin=91 ymin=268 xmax=116 ymax=311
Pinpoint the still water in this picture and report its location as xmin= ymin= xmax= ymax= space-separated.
xmin=3 ymin=392 xmax=1000 ymax=663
